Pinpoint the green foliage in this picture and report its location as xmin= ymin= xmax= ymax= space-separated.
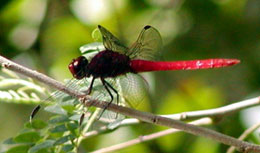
xmin=0 ymin=69 xmax=47 ymax=105
xmin=14 ymin=131 xmax=41 ymax=143
xmin=3 ymin=105 xmax=81 ymax=152
xmin=3 ymin=115 xmax=79 ymax=152
xmin=25 ymin=120 xmax=48 ymax=129
xmin=6 ymin=145 xmax=30 ymax=153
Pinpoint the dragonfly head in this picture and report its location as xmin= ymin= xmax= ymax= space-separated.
xmin=68 ymin=56 xmax=89 ymax=80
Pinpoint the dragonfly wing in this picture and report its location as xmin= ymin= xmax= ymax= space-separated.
xmin=118 ymin=73 xmax=148 ymax=108
xmin=98 ymin=25 xmax=128 ymax=54
xmin=91 ymin=78 xmax=125 ymax=123
xmin=127 ymin=25 xmax=163 ymax=60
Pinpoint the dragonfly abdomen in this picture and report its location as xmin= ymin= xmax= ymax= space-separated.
xmin=130 ymin=59 xmax=240 ymax=73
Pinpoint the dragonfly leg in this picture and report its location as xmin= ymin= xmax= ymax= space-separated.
xmin=86 ymin=77 xmax=95 ymax=95
xmin=98 ymin=78 xmax=114 ymax=119
xmin=30 ymin=105 xmax=41 ymax=122
xmin=104 ymin=80 xmax=120 ymax=118
xmin=104 ymin=80 xmax=119 ymax=106
xmin=101 ymin=78 xmax=114 ymax=104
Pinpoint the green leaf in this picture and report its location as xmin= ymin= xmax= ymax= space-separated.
xmin=48 ymin=115 xmax=69 ymax=124
xmin=54 ymin=135 xmax=76 ymax=146
xmin=25 ymin=120 xmax=47 ymax=129
xmin=92 ymin=27 xmax=103 ymax=41
xmin=79 ymin=42 xmax=104 ymax=54
xmin=61 ymin=105 xmax=76 ymax=114
xmin=3 ymin=138 xmax=16 ymax=144
xmin=69 ymin=114 xmax=81 ymax=121
xmin=6 ymin=145 xmax=30 ymax=153
xmin=44 ymin=104 xmax=66 ymax=115
xmin=50 ymin=124 xmax=67 ymax=133
xmin=66 ymin=122 xmax=78 ymax=131
xmin=28 ymin=140 xmax=55 ymax=153
xmin=59 ymin=98 xmax=75 ymax=105
xmin=14 ymin=131 xmax=41 ymax=143
xmin=66 ymin=122 xmax=79 ymax=136
xmin=62 ymin=144 xmax=74 ymax=152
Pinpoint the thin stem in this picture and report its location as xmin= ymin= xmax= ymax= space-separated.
xmin=83 ymin=118 xmax=139 ymax=138
xmin=82 ymin=99 xmax=260 ymax=152
xmin=165 ymin=97 xmax=260 ymax=120
xmin=227 ymin=122 xmax=260 ymax=153
xmin=0 ymin=78 xmax=46 ymax=94
xmin=96 ymin=96 xmax=260 ymax=126
xmin=77 ymin=108 xmax=102 ymax=145
xmin=91 ymin=118 xmax=212 ymax=153
xmin=1 ymin=55 xmax=260 ymax=152
xmin=83 ymin=95 xmax=260 ymax=139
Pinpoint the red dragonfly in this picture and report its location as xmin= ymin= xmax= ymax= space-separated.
xmin=69 ymin=25 xmax=240 ymax=109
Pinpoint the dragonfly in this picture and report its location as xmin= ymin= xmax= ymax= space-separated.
xmin=68 ymin=25 xmax=240 ymax=112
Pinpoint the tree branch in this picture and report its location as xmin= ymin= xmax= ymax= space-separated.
xmin=1 ymin=55 xmax=260 ymax=152
xmin=83 ymin=96 xmax=260 ymax=140
xmin=95 ymin=96 xmax=260 ymax=127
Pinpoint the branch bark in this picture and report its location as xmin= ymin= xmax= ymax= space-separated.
xmin=1 ymin=55 xmax=260 ymax=152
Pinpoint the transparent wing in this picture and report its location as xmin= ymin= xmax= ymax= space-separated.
xmin=44 ymin=78 xmax=83 ymax=104
xmin=118 ymin=73 xmax=148 ymax=108
xmin=91 ymin=74 xmax=148 ymax=127
xmin=98 ymin=25 xmax=128 ymax=54
xmin=127 ymin=25 xmax=163 ymax=60
xmin=90 ymin=78 xmax=125 ymax=124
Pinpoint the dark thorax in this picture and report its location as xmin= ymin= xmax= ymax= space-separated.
xmin=87 ymin=50 xmax=132 ymax=78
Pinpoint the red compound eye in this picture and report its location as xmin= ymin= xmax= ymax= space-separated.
xmin=68 ymin=56 xmax=88 ymax=79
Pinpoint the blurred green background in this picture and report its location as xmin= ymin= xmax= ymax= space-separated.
xmin=0 ymin=0 xmax=260 ymax=152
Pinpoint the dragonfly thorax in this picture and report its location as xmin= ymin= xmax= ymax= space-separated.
xmin=86 ymin=50 xmax=133 ymax=78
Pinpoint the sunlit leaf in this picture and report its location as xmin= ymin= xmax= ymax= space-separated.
xmin=61 ymin=105 xmax=76 ymax=114
xmin=79 ymin=42 xmax=104 ymax=54
xmin=91 ymin=27 xmax=102 ymax=41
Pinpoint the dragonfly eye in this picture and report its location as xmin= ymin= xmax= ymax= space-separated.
xmin=68 ymin=56 xmax=88 ymax=80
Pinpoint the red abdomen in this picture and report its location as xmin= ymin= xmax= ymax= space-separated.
xmin=130 ymin=59 xmax=240 ymax=73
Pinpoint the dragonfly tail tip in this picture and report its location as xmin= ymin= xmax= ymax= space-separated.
xmin=232 ymin=59 xmax=241 ymax=65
